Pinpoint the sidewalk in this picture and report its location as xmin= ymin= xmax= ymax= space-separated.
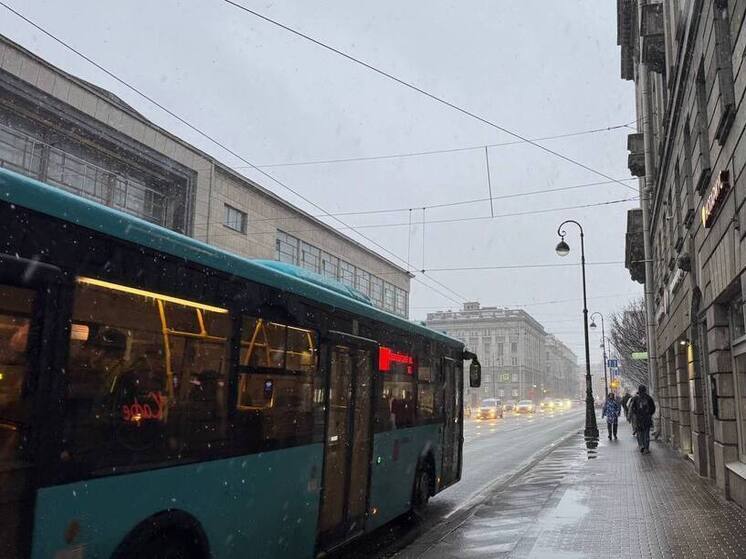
xmin=398 ymin=420 xmax=746 ymax=558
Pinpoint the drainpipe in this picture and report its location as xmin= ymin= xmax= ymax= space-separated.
xmin=638 ymin=1 xmax=659 ymax=426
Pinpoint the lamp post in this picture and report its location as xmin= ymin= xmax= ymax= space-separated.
xmin=555 ymin=220 xmax=599 ymax=439
xmin=590 ymin=312 xmax=609 ymax=396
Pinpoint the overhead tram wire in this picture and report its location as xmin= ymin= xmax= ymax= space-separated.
xmin=274 ymin=197 xmax=639 ymax=235
xmin=373 ymin=260 xmax=625 ymax=277
xmin=247 ymin=177 xmax=638 ymax=223
xmin=222 ymin=0 xmax=640 ymax=194
xmin=247 ymin=122 xmax=635 ymax=169
xmin=0 ymin=3 xmax=466 ymax=308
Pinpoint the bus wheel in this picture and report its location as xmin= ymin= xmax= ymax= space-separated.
xmin=412 ymin=467 xmax=432 ymax=518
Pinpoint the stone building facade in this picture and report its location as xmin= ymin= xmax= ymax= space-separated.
xmin=619 ymin=0 xmax=746 ymax=508
xmin=0 ymin=34 xmax=411 ymax=316
xmin=426 ymin=302 xmax=578 ymax=407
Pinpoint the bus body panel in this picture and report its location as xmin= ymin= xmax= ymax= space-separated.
xmin=366 ymin=424 xmax=441 ymax=531
xmin=32 ymin=444 xmax=323 ymax=559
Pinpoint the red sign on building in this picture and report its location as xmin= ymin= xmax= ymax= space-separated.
xmin=701 ymin=170 xmax=730 ymax=228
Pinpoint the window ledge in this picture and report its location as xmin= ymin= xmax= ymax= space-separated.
xmin=725 ymin=461 xmax=746 ymax=480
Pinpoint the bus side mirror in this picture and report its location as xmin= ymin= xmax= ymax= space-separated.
xmin=469 ymin=360 xmax=481 ymax=388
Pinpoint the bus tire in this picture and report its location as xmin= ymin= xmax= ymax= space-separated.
xmin=411 ymin=463 xmax=433 ymax=519
xmin=112 ymin=510 xmax=208 ymax=559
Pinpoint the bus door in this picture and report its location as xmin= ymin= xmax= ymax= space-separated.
xmin=317 ymin=332 xmax=375 ymax=549
xmin=0 ymin=255 xmax=63 ymax=559
xmin=440 ymin=357 xmax=463 ymax=487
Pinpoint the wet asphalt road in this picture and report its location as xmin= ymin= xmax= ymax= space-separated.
xmin=337 ymin=406 xmax=585 ymax=558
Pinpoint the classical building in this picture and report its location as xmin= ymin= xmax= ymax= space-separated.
xmin=426 ymin=302 xmax=578 ymax=407
xmin=0 ymin=34 xmax=411 ymax=316
xmin=618 ymin=0 xmax=746 ymax=508
xmin=545 ymin=334 xmax=582 ymax=398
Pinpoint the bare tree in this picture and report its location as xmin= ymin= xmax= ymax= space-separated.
xmin=609 ymin=298 xmax=649 ymax=388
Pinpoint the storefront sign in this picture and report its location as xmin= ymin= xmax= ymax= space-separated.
xmin=701 ymin=170 xmax=730 ymax=228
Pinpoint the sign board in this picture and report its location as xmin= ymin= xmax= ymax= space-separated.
xmin=631 ymin=352 xmax=648 ymax=360
xmin=607 ymin=359 xmax=618 ymax=369
xmin=702 ymin=170 xmax=730 ymax=228
xmin=500 ymin=373 xmax=510 ymax=382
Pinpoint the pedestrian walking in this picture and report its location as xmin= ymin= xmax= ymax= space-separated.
xmin=621 ymin=390 xmax=632 ymax=420
xmin=601 ymin=392 xmax=621 ymax=440
xmin=629 ymin=385 xmax=656 ymax=454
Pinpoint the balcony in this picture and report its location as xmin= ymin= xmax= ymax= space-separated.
xmin=627 ymin=133 xmax=645 ymax=177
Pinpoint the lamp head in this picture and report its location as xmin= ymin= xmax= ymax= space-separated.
xmin=590 ymin=320 xmax=597 ymax=329
xmin=555 ymin=239 xmax=570 ymax=257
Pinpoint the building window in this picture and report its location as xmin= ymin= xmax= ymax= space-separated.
xmin=497 ymin=343 xmax=504 ymax=356
xmin=370 ymin=276 xmax=384 ymax=307
xmin=356 ymin=269 xmax=371 ymax=297
xmin=339 ymin=260 xmax=355 ymax=288
xmin=511 ymin=342 xmax=518 ymax=353
xmin=275 ymin=230 xmax=299 ymax=264
xmin=383 ymin=282 xmax=396 ymax=312
xmin=321 ymin=251 xmax=339 ymax=280
xmin=394 ymin=287 xmax=407 ymax=316
xmin=300 ymin=241 xmax=321 ymax=274
xmin=512 ymin=373 xmax=519 ymax=382
xmin=224 ymin=204 xmax=247 ymax=233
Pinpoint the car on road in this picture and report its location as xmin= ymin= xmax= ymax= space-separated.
xmin=475 ymin=398 xmax=504 ymax=420
xmin=553 ymin=399 xmax=566 ymax=410
xmin=515 ymin=400 xmax=535 ymax=414
xmin=503 ymin=400 xmax=515 ymax=413
xmin=539 ymin=397 xmax=555 ymax=412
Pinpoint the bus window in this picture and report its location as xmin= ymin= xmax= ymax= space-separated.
xmin=417 ymin=356 xmax=443 ymax=422
xmin=63 ymin=278 xmax=231 ymax=472
xmin=237 ymin=317 xmax=318 ymax=449
xmin=374 ymin=346 xmax=416 ymax=431
xmin=0 ymin=286 xmax=34 ymax=467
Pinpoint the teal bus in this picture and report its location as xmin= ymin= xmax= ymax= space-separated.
xmin=0 ymin=168 xmax=480 ymax=559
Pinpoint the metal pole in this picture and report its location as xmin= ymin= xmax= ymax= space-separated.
xmin=602 ymin=318 xmax=609 ymax=395
xmin=557 ymin=220 xmax=599 ymax=439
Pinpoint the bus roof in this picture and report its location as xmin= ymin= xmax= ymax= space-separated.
xmin=0 ymin=168 xmax=462 ymax=348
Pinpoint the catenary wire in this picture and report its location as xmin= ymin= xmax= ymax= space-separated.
xmin=269 ymin=197 xmax=639 ymax=235
xmin=247 ymin=178 xmax=638 ymax=223
xmin=0 ymin=2 xmax=468 ymax=306
xmin=245 ymin=122 xmax=635 ymax=168
xmin=222 ymin=0 xmax=640 ymax=194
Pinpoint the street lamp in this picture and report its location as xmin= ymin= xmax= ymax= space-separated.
xmin=590 ymin=312 xmax=609 ymax=396
xmin=555 ymin=220 xmax=599 ymax=439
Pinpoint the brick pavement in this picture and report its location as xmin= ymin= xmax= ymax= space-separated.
xmin=398 ymin=421 xmax=746 ymax=558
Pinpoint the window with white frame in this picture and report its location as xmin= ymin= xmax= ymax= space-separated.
xmin=355 ymin=268 xmax=371 ymax=297
xmin=224 ymin=203 xmax=247 ymax=233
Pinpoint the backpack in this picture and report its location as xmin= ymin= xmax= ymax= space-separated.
xmin=637 ymin=395 xmax=651 ymax=418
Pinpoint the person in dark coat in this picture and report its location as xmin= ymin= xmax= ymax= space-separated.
xmin=601 ymin=392 xmax=621 ymax=440
xmin=621 ymin=390 xmax=632 ymax=420
xmin=629 ymin=385 xmax=656 ymax=454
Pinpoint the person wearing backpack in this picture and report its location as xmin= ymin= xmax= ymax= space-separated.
xmin=629 ymin=385 xmax=656 ymax=454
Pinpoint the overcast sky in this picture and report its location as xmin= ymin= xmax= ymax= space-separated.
xmin=1 ymin=0 xmax=642 ymax=359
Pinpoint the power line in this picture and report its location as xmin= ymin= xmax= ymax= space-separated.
xmin=222 ymin=0 xmax=640 ymax=194
xmin=244 ymin=122 xmax=634 ymax=168
xmin=411 ymin=291 xmax=639 ymax=310
xmin=0 ymin=2 xmax=467 ymax=307
xmin=414 ymin=261 xmax=623 ymax=273
xmin=247 ymin=177 xmax=637 ymax=222
xmin=273 ymin=197 xmax=639 ymax=235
